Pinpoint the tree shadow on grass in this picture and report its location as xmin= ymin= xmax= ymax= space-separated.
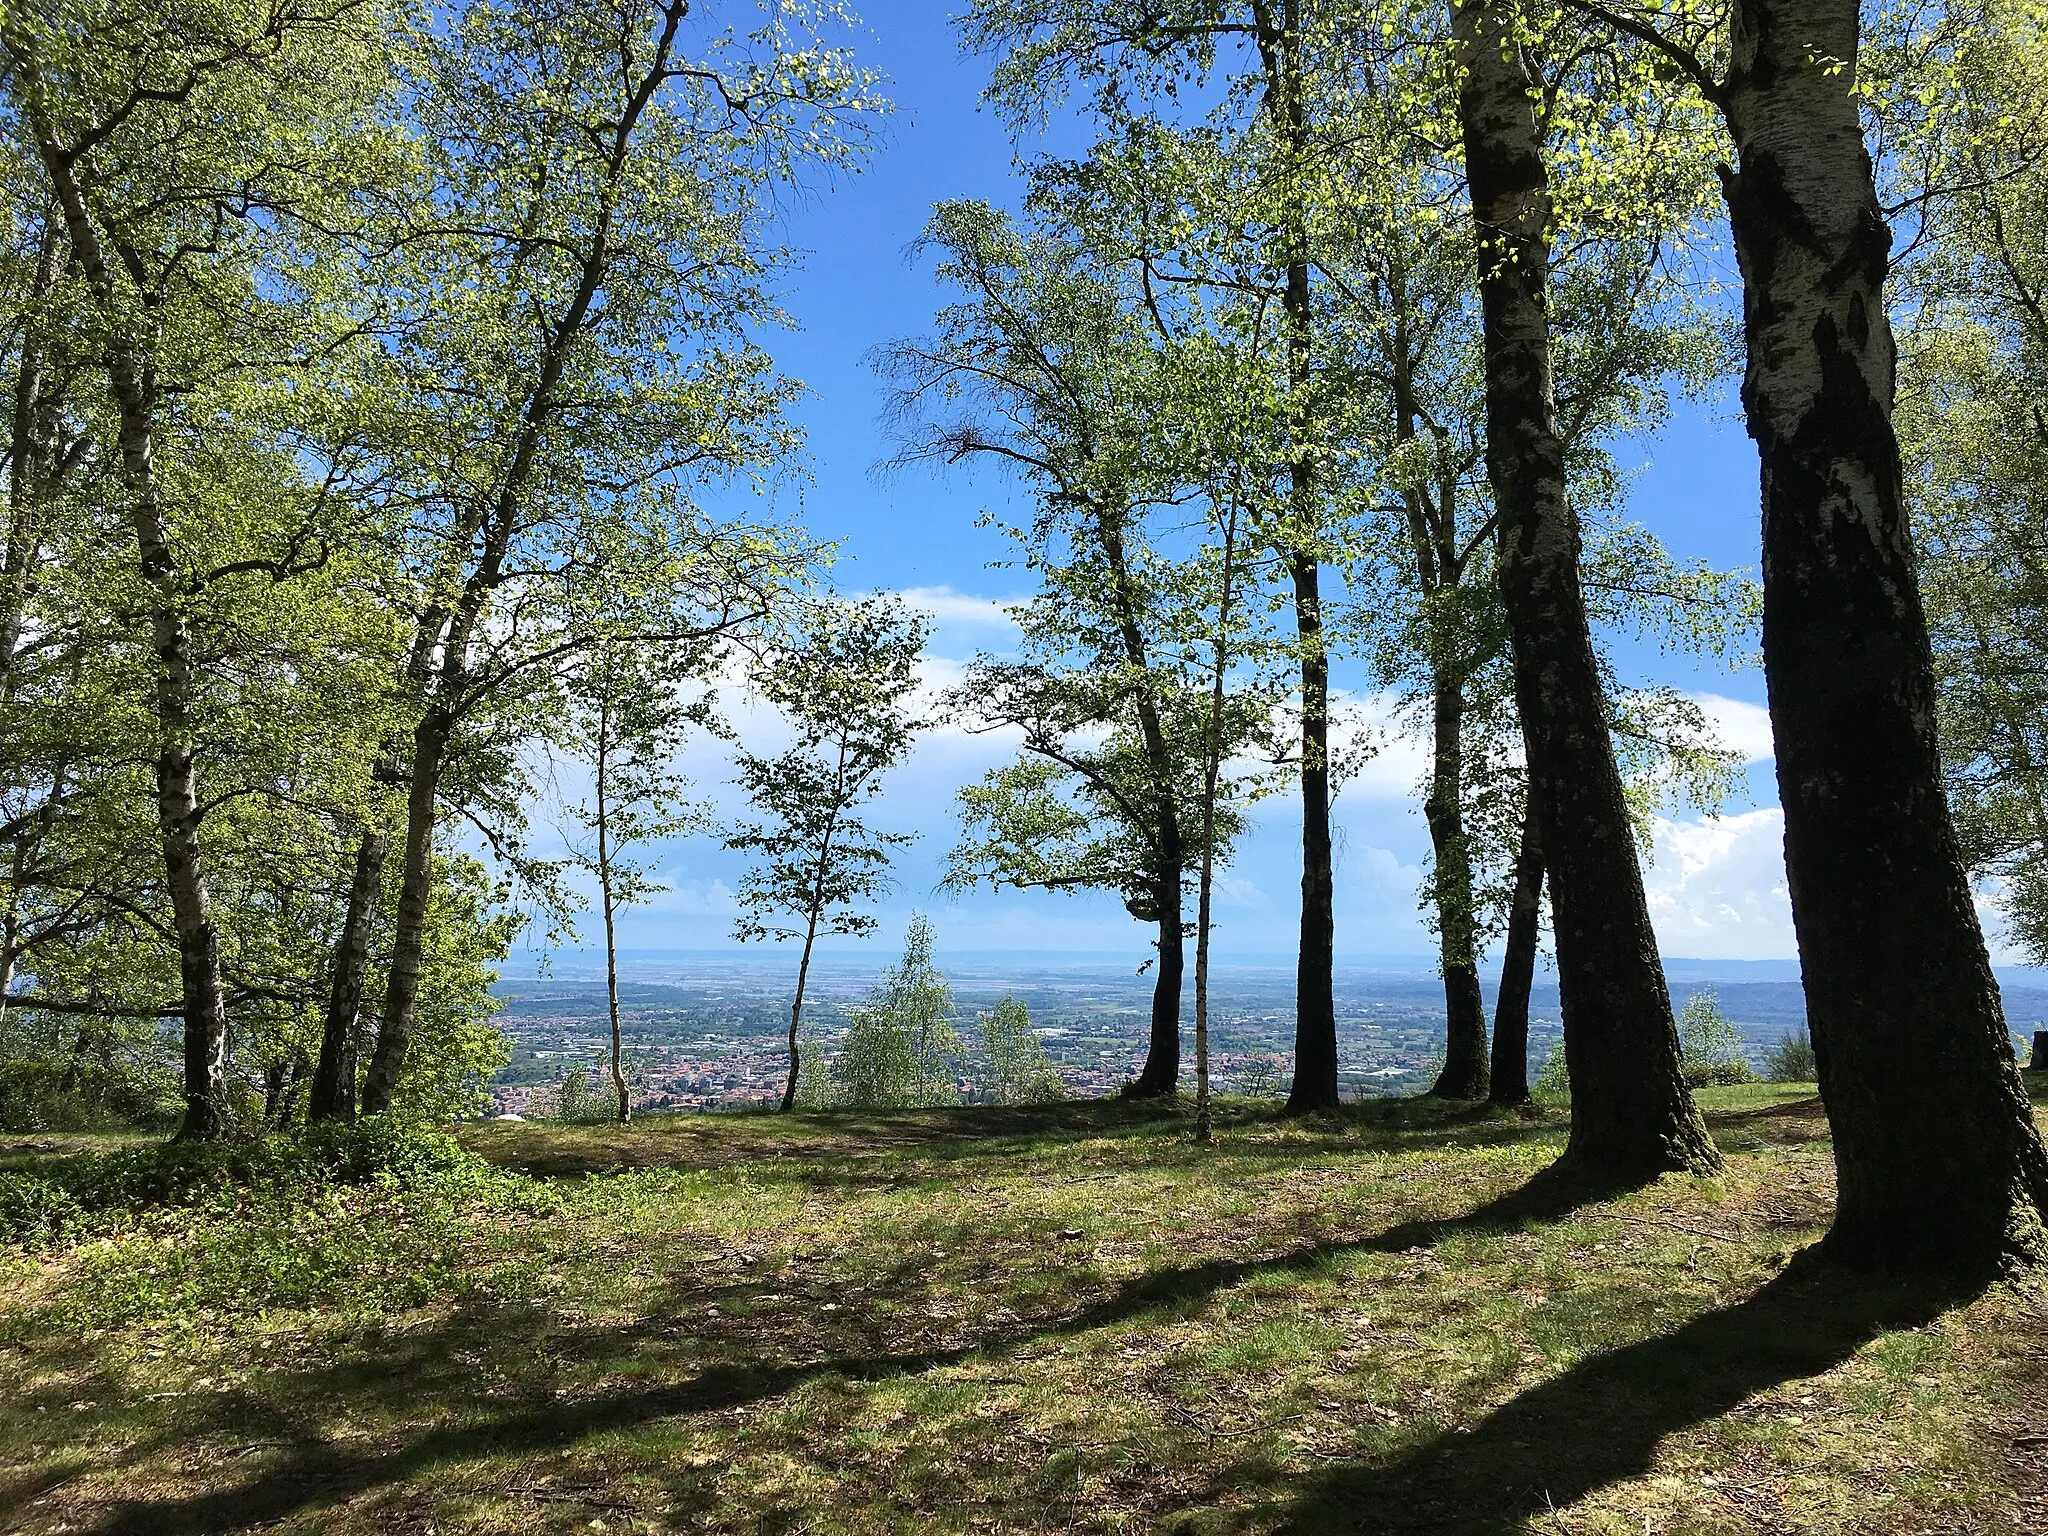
xmin=1239 ymin=1254 xmax=1968 ymax=1535
xmin=475 ymin=1096 xmax=1577 ymax=1188
xmin=67 ymin=1156 xmax=1642 ymax=1535
xmin=467 ymin=1097 xmax=1183 ymax=1178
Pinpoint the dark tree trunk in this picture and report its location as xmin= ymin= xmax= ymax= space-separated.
xmin=1248 ymin=0 xmax=1338 ymax=1121
xmin=360 ymin=710 xmax=452 ymax=1114
xmin=1285 ymin=549 xmax=1341 ymax=1114
xmin=0 ymin=223 xmax=57 ymax=687
xmin=1453 ymin=0 xmax=1718 ymax=1175
xmin=310 ymin=828 xmax=387 ymax=1122
xmin=1127 ymin=886 xmax=1185 ymax=1097
xmin=262 ymin=1058 xmax=289 ymax=1124
xmin=781 ymin=921 xmax=818 ymax=1113
xmin=59 ymin=1023 xmax=93 ymax=1095
xmin=595 ymin=707 xmax=631 ymax=1125
xmin=1718 ymin=0 xmax=2048 ymax=1271
xmin=1490 ymin=804 xmax=1544 ymax=1107
xmin=1427 ymin=677 xmax=1489 ymax=1099
xmin=1095 ymin=510 xmax=1184 ymax=1099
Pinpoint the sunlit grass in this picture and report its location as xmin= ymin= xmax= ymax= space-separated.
xmin=0 ymin=1082 xmax=2041 ymax=1533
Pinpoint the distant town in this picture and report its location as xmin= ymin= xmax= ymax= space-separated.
xmin=484 ymin=956 xmax=1493 ymax=1115
xmin=478 ymin=951 xmax=2048 ymax=1119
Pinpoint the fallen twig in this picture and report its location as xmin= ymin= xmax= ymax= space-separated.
xmin=1611 ymin=1214 xmax=1743 ymax=1244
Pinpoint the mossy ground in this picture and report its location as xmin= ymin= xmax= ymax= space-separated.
xmin=2 ymin=1081 xmax=2045 ymax=1534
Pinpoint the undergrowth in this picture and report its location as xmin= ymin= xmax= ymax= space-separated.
xmin=0 ymin=1086 xmax=2041 ymax=1536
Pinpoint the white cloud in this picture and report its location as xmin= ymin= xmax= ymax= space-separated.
xmin=642 ymin=876 xmax=740 ymax=917
xmin=1215 ymin=874 xmax=1267 ymax=909
xmin=1327 ymin=690 xmax=1434 ymax=802
xmin=1643 ymin=809 xmax=1795 ymax=959
xmin=897 ymin=585 xmax=1022 ymax=631
xmin=1690 ymin=692 xmax=1776 ymax=763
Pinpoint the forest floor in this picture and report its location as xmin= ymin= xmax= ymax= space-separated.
xmin=2 ymin=1080 xmax=2046 ymax=1534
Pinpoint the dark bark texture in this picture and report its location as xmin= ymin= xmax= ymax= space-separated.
xmin=1427 ymin=679 xmax=1489 ymax=1099
xmin=1248 ymin=9 xmax=1337 ymax=1114
xmin=1454 ymin=0 xmax=1718 ymax=1175
xmin=1098 ymin=509 xmax=1184 ymax=1100
xmin=1127 ymin=902 xmax=1185 ymax=1097
xmin=1489 ymin=804 xmax=1544 ymax=1107
xmin=1719 ymin=0 xmax=2048 ymax=1271
xmin=310 ymin=828 xmax=387 ymax=1121
xmin=1285 ymin=549 xmax=1340 ymax=1113
xmin=15 ymin=75 xmax=234 ymax=1140
xmin=361 ymin=711 xmax=452 ymax=1114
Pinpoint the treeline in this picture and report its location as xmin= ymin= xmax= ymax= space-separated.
xmin=904 ymin=0 xmax=2048 ymax=1275
xmin=0 ymin=0 xmax=887 ymax=1130
xmin=1 ymin=0 xmax=2045 ymax=1281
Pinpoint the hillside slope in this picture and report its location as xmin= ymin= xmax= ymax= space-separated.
xmin=2 ymin=1085 xmax=2045 ymax=1533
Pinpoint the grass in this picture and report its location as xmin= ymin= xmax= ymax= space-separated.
xmin=1 ymin=1081 xmax=2045 ymax=1534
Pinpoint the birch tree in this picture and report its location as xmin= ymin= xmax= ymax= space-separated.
xmin=0 ymin=0 xmax=399 ymax=1137
xmin=1446 ymin=0 xmax=1720 ymax=1173
xmin=726 ymin=597 xmax=927 ymax=1113
xmin=559 ymin=642 xmax=708 ymax=1123
xmin=1555 ymin=0 xmax=2048 ymax=1270
xmin=352 ymin=0 xmax=869 ymax=1113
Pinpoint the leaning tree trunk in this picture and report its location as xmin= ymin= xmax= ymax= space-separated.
xmin=1718 ymin=0 xmax=2048 ymax=1271
xmin=312 ymin=621 xmax=441 ymax=1123
xmin=1453 ymin=0 xmax=1718 ymax=1175
xmin=1489 ymin=803 xmax=1544 ymax=1107
xmin=781 ymin=914 xmax=821 ymax=1113
xmin=359 ymin=708 xmax=454 ymax=1114
xmin=1426 ymin=675 xmax=1489 ymax=1098
xmin=309 ymin=828 xmax=388 ymax=1121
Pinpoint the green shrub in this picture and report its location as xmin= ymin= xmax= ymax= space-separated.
xmin=834 ymin=915 xmax=961 ymax=1108
xmin=0 ymin=1118 xmax=509 ymax=1246
xmin=1533 ymin=1041 xmax=1570 ymax=1102
xmin=1763 ymin=1030 xmax=1818 ymax=1082
xmin=0 ymin=1174 xmax=82 ymax=1243
xmin=1678 ymin=988 xmax=1756 ymax=1085
xmin=977 ymin=996 xmax=1065 ymax=1105
xmin=551 ymin=1062 xmax=615 ymax=1122
xmin=0 ymin=1056 xmax=180 ymax=1134
xmin=1682 ymin=1058 xmax=1760 ymax=1086
xmin=792 ymin=1037 xmax=838 ymax=1108
xmin=833 ymin=1001 xmax=921 ymax=1108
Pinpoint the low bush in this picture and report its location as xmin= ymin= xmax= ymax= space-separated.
xmin=0 ymin=1118 xmax=519 ymax=1246
xmin=1532 ymin=1042 xmax=1570 ymax=1103
xmin=1682 ymin=1058 xmax=1758 ymax=1087
xmin=1763 ymin=1030 xmax=1818 ymax=1082
xmin=0 ymin=1173 xmax=83 ymax=1244
xmin=0 ymin=1057 xmax=180 ymax=1134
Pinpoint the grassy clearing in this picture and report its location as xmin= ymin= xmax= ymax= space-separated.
xmin=1 ymin=1082 xmax=2045 ymax=1534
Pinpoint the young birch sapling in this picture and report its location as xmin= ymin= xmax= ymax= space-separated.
xmin=725 ymin=598 xmax=928 ymax=1112
xmin=560 ymin=641 xmax=710 ymax=1123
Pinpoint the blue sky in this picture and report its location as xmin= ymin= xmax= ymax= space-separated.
xmin=522 ymin=0 xmax=2012 ymax=972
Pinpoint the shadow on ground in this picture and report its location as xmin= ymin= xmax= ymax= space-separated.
xmin=63 ymin=1154 xmax=1722 ymax=1535
xmin=19 ymin=1093 xmax=1869 ymax=1534
xmin=1245 ymin=1256 xmax=1966 ymax=1534
xmin=464 ymin=1094 xmax=1578 ymax=1183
